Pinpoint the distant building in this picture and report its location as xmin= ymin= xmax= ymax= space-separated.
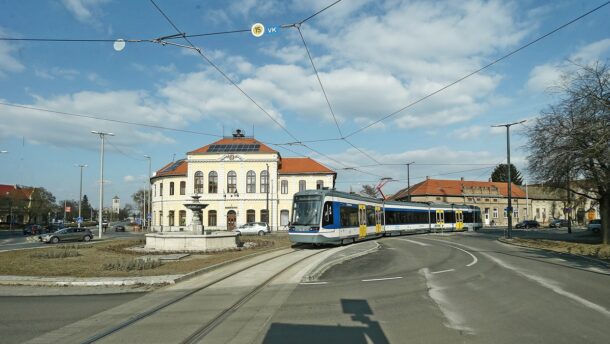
xmin=150 ymin=130 xmax=336 ymax=232
xmin=390 ymin=177 xmax=598 ymax=226
xmin=0 ymin=184 xmax=36 ymax=224
xmin=112 ymin=196 xmax=120 ymax=214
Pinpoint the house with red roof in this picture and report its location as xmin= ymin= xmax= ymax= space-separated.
xmin=150 ymin=129 xmax=336 ymax=232
xmin=0 ymin=184 xmax=36 ymax=225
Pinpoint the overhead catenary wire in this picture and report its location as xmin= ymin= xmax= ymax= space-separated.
xmin=343 ymin=0 xmax=610 ymax=139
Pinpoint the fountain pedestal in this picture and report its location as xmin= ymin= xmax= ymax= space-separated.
xmin=184 ymin=195 xmax=208 ymax=235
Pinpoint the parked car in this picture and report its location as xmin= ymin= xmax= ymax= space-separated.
xmin=587 ymin=219 xmax=601 ymax=234
xmin=40 ymin=227 xmax=93 ymax=244
xmin=515 ymin=220 xmax=540 ymax=229
xmin=113 ymin=224 xmax=126 ymax=232
xmin=235 ymin=222 xmax=271 ymax=236
xmin=549 ymin=219 xmax=571 ymax=228
xmin=23 ymin=224 xmax=45 ymax=235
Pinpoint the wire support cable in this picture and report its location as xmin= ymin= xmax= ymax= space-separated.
xmin=344 ymin=0 xmax=610 ymax=139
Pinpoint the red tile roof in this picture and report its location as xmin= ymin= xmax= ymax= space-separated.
xmin=154 ymin=159 xmax=188 ymax=178
xmin=391 ymin=178 xmax=526 ymax=200
xmin=0 ymin=184 xmax=34 ymax=199
xmin=188 ymin=137 xmax=277 ymax=154
xmin=279 ymin=157 xmax=335 ymax=174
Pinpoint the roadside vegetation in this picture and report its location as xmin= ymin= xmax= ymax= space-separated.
xmin=0 ymin=235 xmax=292 ymax=277
xmin=505 ymin=237 xmax=610 ymax=260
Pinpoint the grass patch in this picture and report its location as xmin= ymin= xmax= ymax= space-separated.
xmin=509 ymin=238 xmax=610 ymax=260
xmin=0 ymin=234 xmax=292 ymax=277
xmin=30 ymin=248 xmax=81 ymax=259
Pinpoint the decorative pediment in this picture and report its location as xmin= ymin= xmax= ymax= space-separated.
xmin=220 ymin=154 xmax=245 ymax=162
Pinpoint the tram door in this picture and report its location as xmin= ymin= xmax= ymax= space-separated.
xmin=375 ymin=206 xmax=382 ymax=234
xmin=358 ymin=205 xmax=367 ymax=239
xmin=455 ymin=210 xmax=464 ymax=231
xmin=435 ymin=210 xmax=445 ymax=232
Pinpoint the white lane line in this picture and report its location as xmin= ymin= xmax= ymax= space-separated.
xmin=399 ymin=238 xmax=429 ymax=246
xmin=299 ymin=282 xmax=328 ymax=285
xmin=482 ymin=252 xmax=610 ymax=318
xmin=587 ymin=267 xmax=610 ymax=275
xmin=420 ymin=238 xmax=478 ymax=267
xmin=362 ymin=276 xmax=403 ymax=282
xmin=431 ymin=269 xmax=455 ymax=274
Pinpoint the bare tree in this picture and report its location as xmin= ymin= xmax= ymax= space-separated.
xmin=359 ymin=185 xmax=379 ymax=198
xmin=526 ymin=61 xmax=610 ymax=244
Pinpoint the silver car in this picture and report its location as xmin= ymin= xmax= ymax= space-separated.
xmin=235 ymin=222 xmax=271 ymax=236
xmin=40 ymin=227 xmax=93 ymax=243
xmin=587 ymin=219 xmax=601 ymax=233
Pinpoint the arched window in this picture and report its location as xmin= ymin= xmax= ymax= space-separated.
xmin=160 ymin=183 xmax=164 ymax=196
xmin=169 ymin=182 xmax=175 ymax=195
xmin=168 ymin=210 xmax=175 ymax=226
xmin=316 ymin=180 xmax=324 ymax=190
xmin=180 ymin=181 xmax=186 ymax=195
xmin=246 ymin=171 xmax=256 ymax=193
xmin=246 ymin=209 xmax=255 ymax=223
xmin=208 ymin=210 xmax=217 ymax=226
xmin=281 ymin=180 xmax=288 ymax=194
xmin=227 ymin=171 xmax=237 ymax=193
xmin=299 ymin=180 xmax=306 ymax=192
xmin=261 ymin=209 xmax=269 ymax=224
xmin=194 ymin=171 xmax=204 ymax=194
xmin=154 ymin=184 xmax=156 ymax=197
xmin=261 ymin=170 xmax=269 ymax=193
xmin=208 ymin=171 xmax=218 ymax=193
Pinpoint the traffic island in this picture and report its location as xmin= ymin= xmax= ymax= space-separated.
xmin=499 ymin=236 xmax=610 ymax=261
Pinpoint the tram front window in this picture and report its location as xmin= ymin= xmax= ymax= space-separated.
xmin=292 ymin=196 xmax=321 ymax=226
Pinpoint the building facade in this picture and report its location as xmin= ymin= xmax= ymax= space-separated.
xmin=150 ymin=131 xmax=336 ymax=232
xmin=390 ymin=177 xmax=598 ymax=226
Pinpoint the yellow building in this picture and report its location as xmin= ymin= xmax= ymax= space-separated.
xmin=150 ymin=130 xmax=336 ymax=232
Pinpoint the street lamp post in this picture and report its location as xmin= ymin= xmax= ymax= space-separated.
xmin=405 ymin=162 xmax=415 ymax=201
xmin=76 ymin=164 xmax=87 ymax=228
xmin=144 ymin=155 xmax=152 ymax=232
xmin=266 ymin=163 xmax=270 ymax=228
xmin=91 ymin=131 xmax=114 ymax=239
xmin=491 ymin=120 xmax=525 ymax=239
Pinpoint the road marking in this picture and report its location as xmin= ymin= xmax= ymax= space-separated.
xmin=399 ymin=238 xmax=429 ymax=246
xmin=483 ymin=252 xmax=610 ymax=318
xmin=362 ymin=276 xmax=403 ymax=282
xmin=299 ymin=282 xmax=328 ymax=285
xmin=420 ymin=238 xmax=478 ymax=267
xmin=587 ymin=267 xmax=610 ymax=275
xmin=431 ymin=269 xmax=455 ymax=274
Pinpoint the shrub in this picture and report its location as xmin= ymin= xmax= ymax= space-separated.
xmin=102 ymin=257 xmax=162 ymax=271
xmin=31 ymin=248 xmax=80 ymax=259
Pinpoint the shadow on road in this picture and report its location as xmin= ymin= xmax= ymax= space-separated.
xmin=262 ymin=299 xmax=389 ymax=344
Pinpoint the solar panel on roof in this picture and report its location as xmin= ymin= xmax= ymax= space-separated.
xmin=162 ymin=159 xmax=184 ymax=172
xmin=207 ymin=144 xmax=261 ymax=153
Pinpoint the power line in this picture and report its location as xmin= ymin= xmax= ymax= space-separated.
xmin=0 ymin=101 xmax=223 ymax=138
xmin=344 ymin=0 xmax=610 ymax=138
xmin=298 ymin=0 xmax=343 ymax=24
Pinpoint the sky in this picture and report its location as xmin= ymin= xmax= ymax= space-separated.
xmin=0 ymin=0 xmax=609 ymax=209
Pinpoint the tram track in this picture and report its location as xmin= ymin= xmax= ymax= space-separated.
xmin=81 ymin=245 xmax=330 ymax=344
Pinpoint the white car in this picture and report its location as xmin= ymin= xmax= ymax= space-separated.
xmin=236 ymin=222 xmax=270 ymax=236
xmin=587 ymin=219 xmax=601 ymax=233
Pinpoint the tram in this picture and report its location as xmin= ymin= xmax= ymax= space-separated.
xmin=288 ymin=189 xmax=482 ymax=245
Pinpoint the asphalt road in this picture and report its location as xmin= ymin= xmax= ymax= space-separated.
xmin=10 ymin=231 xmax=610 ymax=343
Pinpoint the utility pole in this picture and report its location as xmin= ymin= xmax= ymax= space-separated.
xmin=567 ymin=171 xmax=572 ymax=234
xmin=491 ymin=120 xmax=525 ymax=239
xmin=76 ymin=164 xmax=87 ymax=228
xmin=266 ymin=163 xmax=270 ymax=228
xmin=91 ymin=131 xmax=114 ymax=239
xmin=144 ymin=155 xmax=152 ymax=232
xmin=405 ymin=162 xmax=415 ymax=201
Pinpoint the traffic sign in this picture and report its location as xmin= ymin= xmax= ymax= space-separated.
xmin=76 ymin=216 xmax=83 ymax=223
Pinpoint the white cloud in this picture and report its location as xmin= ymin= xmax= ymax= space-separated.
xmin=0 ymin=28 xmax=24 ymax=77
xmin=526 ymin=64 xmax=563 ymax=92
xmin=61 ymin=0 xmax=109 ymax=27
xmin=34 ymin=67 xmax=80 ymax=80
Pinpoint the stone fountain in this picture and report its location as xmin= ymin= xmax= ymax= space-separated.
xmin=184 ymin=195 xmax=208 ymax=235
xmin=144 ymin=195 xmax=238 ymax=252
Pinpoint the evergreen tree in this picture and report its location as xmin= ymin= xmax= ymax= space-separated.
xmin=491 ymin=164 xmax=523 ymax=185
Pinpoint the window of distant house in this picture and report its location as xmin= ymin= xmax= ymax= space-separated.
xmin=227 ymin=171 xmax=237 ymax=194
xmin=316 ymin=180 xmax=324 ymax=189
xmin=281 ymin=180 xmax=288 ymax=194
xmin=194 ymin=171 xmax=204 ymax=194
xmin=493 ymin=208 xmax=498 ymax=219
xmin=180 ymin=181 xmax=186 ymax=195
xmin=299 ymin=180 xmax=306 ymax=192
xmin=170 ymin=182 xmax=175 ymax=196
xmin=247 ymin=209 xmax=255 ymax=223
xmin=246 ymin=171 xmax=256 ymax=193
xmin=208 ymin=171 xmax=218 ymax=193
xmin=154 ymin=184 xmax=156 ymax=197
xmin=179 ymin=210 xmax=186 ymax=226
xmin=160 ymin=183 xmax=163 ymax=196
xmin=261 ymin=209 xmax=269 ymax=224
xmin=261 ymin=170 xmax=269 ymax=193
xmin=168 ymin=210 xmax=175 ymax=226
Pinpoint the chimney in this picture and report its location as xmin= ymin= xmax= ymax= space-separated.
xmin=460 ymin=177 xmax=464 ymax=181
xmin=488 ymin=178 xmax=492 ymax=182
xmin=426 ymin=176 xmax=430 ymax=180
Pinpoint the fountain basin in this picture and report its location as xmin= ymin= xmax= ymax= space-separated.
xmin=144 ymin=232 xmax=238 ymax=252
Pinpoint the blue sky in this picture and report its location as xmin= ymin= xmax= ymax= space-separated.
xmin=1 ymin=0 xmax=609 ymax=209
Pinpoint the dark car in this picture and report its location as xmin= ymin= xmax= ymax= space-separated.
xmin=549 ymin=219 xmax=570 ymax=228
xmin=40 ymin=227 xmax=93 ymax=244
xmin=23 ymin=224 xmax=45 ymax=235
xmin=113 ymin=224 xmax=126 ymax=232
xmin=515 ymin=220 xmax=540 ymax=229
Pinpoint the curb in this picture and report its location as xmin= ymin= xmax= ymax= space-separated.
xmin=302 ymin=241 xmax=380 ymax=282
xmin=497 ymin=237 xmax=610 ymax=267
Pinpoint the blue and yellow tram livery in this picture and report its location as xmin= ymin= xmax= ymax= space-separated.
xmin=289 ymin=189 xmax=482 ymax=245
